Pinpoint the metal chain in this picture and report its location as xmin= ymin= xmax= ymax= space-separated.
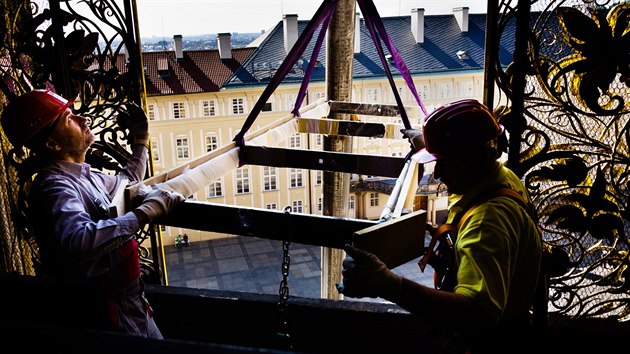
xmin=275 ymin=206 xmax=293 ymax=350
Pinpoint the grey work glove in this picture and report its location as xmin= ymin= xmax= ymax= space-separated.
xmin=400 ymin=128 xmax=425 ymax=151
xmin=117 ymin=102 xmax=150 ymax=147
xmin=337 ymin=244 xmax=402 ymax=300
xmin=135 ymin=187 xmax=185 ymax=223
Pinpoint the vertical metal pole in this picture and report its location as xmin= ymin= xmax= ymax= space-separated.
xmin=482 ymin=0 xmax=499 ymax=108
xmin=49 ymin=0 xmax=73 ymax=98
xmin=321 ymin=0 xmax=356 ymax=300
xmin=125 ymin=0 xmax=146 ymax=105
xmin=125 ymin=0 xmax=165 ymax=285
xmin=507 ymin=0 xmax=531 ymax=171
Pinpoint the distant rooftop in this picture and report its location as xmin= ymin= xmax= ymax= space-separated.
xmin=136 ymin=10 xmax=519 ymax=96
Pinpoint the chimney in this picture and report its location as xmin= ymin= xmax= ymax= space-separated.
xmin=411 ymin=8 xmax=425 ymax=44
xmin=217 ymin=33 xmax=232 ymax=59
xmin=283 ymin=14 xmax=298 ymax=54
xmin=173 ymin=34 xmax=183 ymax=60
xmin=453 ymin=7 xmax=469 ymax=32
xmin=120 ymin=44 xmax=128 ymax=67
xmin=354 ymin=12 xmax=361 ymax=53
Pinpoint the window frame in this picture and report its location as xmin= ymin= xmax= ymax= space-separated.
xmin=172 ymin=101 xmax=187 ymax=119
xmin=201 ymin=99 xmax=217 ymax=117
xmin=175 ymin=136 xmax=190 ymax=160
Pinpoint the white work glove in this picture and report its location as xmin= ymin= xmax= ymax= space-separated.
xmin=135 ymin=187 xmax=185 ymax=222
xmin=337 ymin=244 xmax=402 ymax=300
xmin=400 ymin=128 xmax=425 ymax=151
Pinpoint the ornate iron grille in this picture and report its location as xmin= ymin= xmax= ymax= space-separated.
xmin=2 ymin=0 xmax=629 ymax=324
xmin=495 ymin=0 xmax=630 ymax=322
xmin=0 ymin=0 xmax=162 ymax=282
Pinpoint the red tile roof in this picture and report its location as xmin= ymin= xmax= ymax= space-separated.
xmin=142 ymin=47 xmax=255 ymax=96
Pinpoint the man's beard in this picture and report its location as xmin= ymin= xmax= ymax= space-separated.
xmin=62 ymin=130 xmax=95 ymax=156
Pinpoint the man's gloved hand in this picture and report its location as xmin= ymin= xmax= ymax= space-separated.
xmin=400 ymin=128 xmax=425 ymax=151
xmin=135 ymin=187 xmax=185 ymax=223
xmin=117 ymin=102 xmax=150 ymax=147
xmin=337 ymin=244 xmax=402 ymax=300
xmin=426 ymin=222 xmax=439 ymax=236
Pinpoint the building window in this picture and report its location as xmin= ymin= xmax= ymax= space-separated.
xmin=417 ymin=83 xmax=430 ymax=100
xmin=172 ymin=102 xmax=187 ymax=119
xmin=201 ymin=100 xmax=216 ymax=117
xmin=317 ymin=197 xmax=322 ymax=212
xmin=232 ymin=98 xmax=245 ymax=115
xmin=236 ymin=167 xmax=250 ymax=194
xmin=366 ymin=87 xmax=381 ymax=103
xmin=315 ymin=170 xmax=322 ymax=185
xmin=315 ymin=135 xmax=322 ymax=146
xmin=370 ymin=192 xmax=379 ymax=207
xmin=290 ymin=168 xmax=303 ymax=188
xmin=285 ymin=93 xmax=297 ymax=111
xmin=147 ymin=104 xmax=157 ymax=120
xmin=266 ymin=203 xmax=277 ymax=210
xmin=390 ymin=86 xmax=405 ymax=103
xmin=263 ymin=166 xmax=278 ymax=191
xmin=348 ymin=195 xmax=355 ymax=209
xmin=292 ymin=200 xmax=303 ymax=213
xmin=157 ymin=57 xmax=169 ymax=77
xmin=176 ymin=137 xmax=190 ymax=160
xmin=460 ymin=80 xmax=474 ymax=97
xmin=313 ymin=91 xmax=326 ymax=101
xmin=205 ymin=134 xmax=218 ymax=152
xmin=262 ymin=101 xmax=273 ymax=112
xmin=289 ymin=133 xmax=301 ymax=148
xmin=438 ymin=82 xmax=452 ymax=99
xmin=207 ymin=178 xmax=224 ymax=198
xmin=151 ymin=137 xmax=160 ymax=162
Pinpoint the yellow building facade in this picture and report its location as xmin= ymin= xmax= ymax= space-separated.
xmin=147 ymin=71 xmax=482 ymax=245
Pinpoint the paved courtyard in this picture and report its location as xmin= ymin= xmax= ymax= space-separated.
xmin=163 ymin=235 xmax=435 ymax=301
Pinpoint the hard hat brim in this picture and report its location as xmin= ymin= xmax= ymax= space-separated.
xmin=411 ymin=148 xmax=438 ymax=164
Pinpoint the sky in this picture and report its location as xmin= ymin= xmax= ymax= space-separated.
xmin=135 ymin=0 xmax=490 ymax=38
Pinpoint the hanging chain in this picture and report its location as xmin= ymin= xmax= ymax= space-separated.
xmin=275 ymin=205 xmax=293 ymax=350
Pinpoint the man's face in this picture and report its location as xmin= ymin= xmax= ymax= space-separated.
xmin=433 ymin=154 xmax=475 ymax=195
xmin=49 ymin=108 xmax=95 ymax=156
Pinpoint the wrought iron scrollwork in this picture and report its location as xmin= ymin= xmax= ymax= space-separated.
xmin=495 ymin=0 xmax=630 ymax=321
xmin=1 ymin=1 xmax=159 ymax=281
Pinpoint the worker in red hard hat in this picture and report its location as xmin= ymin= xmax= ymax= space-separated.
xmin=1 ymin=90 xmax=79 ymax=149
xmin=339 ymin=99 xmax=543 ymax=353
xmin=1 ymin=89 xmax=185 ymax=339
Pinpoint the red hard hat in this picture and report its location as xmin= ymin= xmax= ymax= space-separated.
xmin=411 ymin=99 xmax=504 ymax=164
xmin=1 ymin=89 xmax=76 ymax=148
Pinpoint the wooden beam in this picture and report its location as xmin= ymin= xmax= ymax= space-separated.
xmin=352 ymin=209 xmax=427 ymax=269
xmin=329 ymin=100 xmax=401 ymax=116
xmin=296 ymin=116 xmax=404 ymax=139
xmin=328 ymin=100 xmax=424 ymax=120
xmin=159 ymin=201 xmax=377 ymax=249
xmin=241 ymin=145 xmax=406 ymax=178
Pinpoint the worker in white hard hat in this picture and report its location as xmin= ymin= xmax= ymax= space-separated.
xmin=1 ymin=89 xmax=185 ymax=339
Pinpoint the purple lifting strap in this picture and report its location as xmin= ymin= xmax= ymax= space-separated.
xmin=357 ymin=0 xmax=429 ymax=122
xmin=234 ymin=0 xmax=428 ymax=166
xmin=291 ymin=11 xmax=333 ymax=116
xmin=234 ymin=0 xmax=338 ymax=167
